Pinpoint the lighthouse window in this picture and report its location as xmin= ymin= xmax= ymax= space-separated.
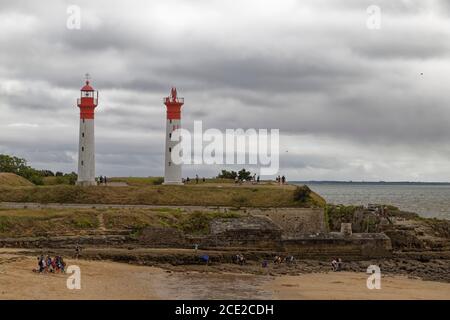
xmin=83 ymin=119 xmax=85 ymax=123
xmin=169 ymin=147 xmax=171 ymax=152
xmin=169 ymin=133 xmax=172 ymax=139
xmin=81 ymin=161 xmax=84 ymax=166
xmin=82 ymin=132 xmax=84 ymax=137
xmin=168 ymin=161 xmax=171 ymax=166
xmin=170 ymin=120 xmax=172 ymax=124
xmin=82 ymin=147 xmax=84 ymax=152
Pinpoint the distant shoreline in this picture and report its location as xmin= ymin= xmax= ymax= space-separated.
xmin=293 ymin=181 xmax=450 ymax=186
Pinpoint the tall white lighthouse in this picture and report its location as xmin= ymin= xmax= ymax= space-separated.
xmin=163 ymin=87 xmax=184 ymax=185
xmin=76 ymin=75 xmax=98 ymax=186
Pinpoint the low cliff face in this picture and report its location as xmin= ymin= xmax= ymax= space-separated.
xmin=326 ymin=204 xmax=450 ymax=252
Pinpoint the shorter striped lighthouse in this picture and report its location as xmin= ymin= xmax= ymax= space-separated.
xmin=163 ymin=87 xmax=184 ymax=185
xmin=76 ymin=75 xmax=98 ymax=186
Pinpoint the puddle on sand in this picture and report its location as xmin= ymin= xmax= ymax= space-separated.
xmin=153 ymin=272 xmax=273 ymax=299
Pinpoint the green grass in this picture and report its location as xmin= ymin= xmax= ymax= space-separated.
xmin=0 ymin=207 xmax=241 ymax=238
xmin=109 ymin=177 xmax=164 ymax=186
xmin=0 ymin=183 xmax=325 ymax=208
xmin=0 ymin=173 xmax=33 ymax=187
xmin=103 ymin=209 xmax=241 ymax=235
xmin=0 ymin=208 xmax=99 ymax=237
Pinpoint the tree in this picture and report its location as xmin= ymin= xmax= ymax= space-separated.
xmin=0 ymin=154 xmax=43 ymax=185
xmin=39 ymin=170 xmax=54 ymax=177
xmin=0 ymin=154 xmax=28 ymax=174
xmin=237 ymin=168 xmax=252 ymax=181
xmin=217 ymin=170 xmax=237 ymax=179
xmin=293 ymin=185 xmax=311 ymax=202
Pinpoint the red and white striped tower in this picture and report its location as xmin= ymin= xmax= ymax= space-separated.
xmin=163 ymin=87 xmax=184 ymax=184
xmin=76 ymin=74 xmax=98 ymax=186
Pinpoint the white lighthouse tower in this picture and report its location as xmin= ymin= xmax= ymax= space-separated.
xmin=163 ymin=87 xmax=184 ymax=185
xmin=76 ymin=75 xmax=98 ymax=186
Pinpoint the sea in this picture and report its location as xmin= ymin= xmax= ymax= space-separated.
xmin=292 ymin=182 xmax=450 ymax=220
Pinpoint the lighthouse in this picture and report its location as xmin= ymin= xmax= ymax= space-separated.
xmin=76 ymin=75 xmax=98 ymax=186
xmin=163 ymin=87 xmax=184 ymax=185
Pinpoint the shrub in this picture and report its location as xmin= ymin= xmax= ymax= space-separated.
xmin=293 ymin=185 xmax=311 ymax=202
xmin=152 ymin=177 xmax=164 ymax=185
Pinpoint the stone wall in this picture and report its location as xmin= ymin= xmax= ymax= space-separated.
xmin=138 ymin=226 xmax=186 ymax=247
xmin=205 ymin=216 xmax=283 ymax=249
xmin=0 ymin=208 xmax=393 ymax=258
xmin=282 ymin=233 xmax=392 ymax=258
xmin=248 ymin=207 xmax=326 ymax=235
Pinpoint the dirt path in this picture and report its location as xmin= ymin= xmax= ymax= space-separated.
xmin=97 ymin=212 xmax=106 ymax=232
xmin=0 ymin=202 xmax=232 ymax=210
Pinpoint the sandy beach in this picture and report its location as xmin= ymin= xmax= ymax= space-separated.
xmin=1 ymin=251 xmax=449 ymax=300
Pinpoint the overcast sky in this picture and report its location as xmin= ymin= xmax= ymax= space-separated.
xmin=1 ymin=0 xmax=450 ymax=181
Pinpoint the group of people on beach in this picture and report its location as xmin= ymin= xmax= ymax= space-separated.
xmin=331 ymin=258 xmax=343 ymax=272
xmin=231 ymin=253 xmax=343 ymax=272
xmin=271 ymin=255 xmax=295 ymax=265
xmin=34 ymin=255 xmax=66 ymax=274
xmin=231 ymin=254 xmax=296 ymax=268
xmin=233 ymin=254 xmax=246 ymax=265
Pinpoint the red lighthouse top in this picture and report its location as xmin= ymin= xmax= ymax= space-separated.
xmin=164 ymin=87 xmax=184 ymax=120
xmin=77 ymin=75 xmax=98 ymax=119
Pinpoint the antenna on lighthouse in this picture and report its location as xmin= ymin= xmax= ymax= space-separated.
xmin=85 ymin=73 xmax=91 ymax=84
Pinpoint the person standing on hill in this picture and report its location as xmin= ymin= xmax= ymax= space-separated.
xmin=195 ymin=174 xmax=199 ymax=184
xmin=281 ymin=175 xmax=286 ymax=184
xmin=104 ymin=176 xmax=107 ymax=185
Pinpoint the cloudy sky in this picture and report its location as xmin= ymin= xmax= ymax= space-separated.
xmin=1 ymin=0 xmax=450 ymax=181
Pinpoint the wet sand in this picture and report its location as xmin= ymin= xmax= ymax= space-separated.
xmin=1 ymin=251 xmax=449 ymax=300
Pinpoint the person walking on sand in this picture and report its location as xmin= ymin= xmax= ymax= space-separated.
xmin=75 ymin=244 xmax=82 ymax=259
xmin=331 ymin=258 xmax=338 ymax=271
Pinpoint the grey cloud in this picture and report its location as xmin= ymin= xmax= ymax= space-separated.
xmin=1 ymin=0 xmax=450 ymax=180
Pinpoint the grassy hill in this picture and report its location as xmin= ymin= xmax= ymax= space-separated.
xmin=0 ymin=207 xmax=240 ymax=238
xmin=0 ymin=183 xmax=325 ymax=208
xmin=0 ymin=173 xmax=33 ymax=187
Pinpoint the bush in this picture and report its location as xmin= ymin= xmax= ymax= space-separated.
xmin=293 ymin=185 xmax=311 ymax=202
xmin=217 ymin=170 xmax=237 ymax=179
xmin=231 ymin=195 xmax=248 ymax=207
xmin=152 ymin=177 xmax=164 ymax=185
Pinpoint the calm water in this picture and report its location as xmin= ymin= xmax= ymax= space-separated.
xmin=292 ymin=182 xmax=450 ymax=220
